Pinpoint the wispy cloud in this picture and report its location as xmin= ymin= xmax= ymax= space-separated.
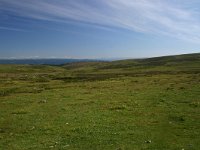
xmin=0 ymin=26 xmax=27 ymax=32
xmin=1 ymin=0 xmax=200 ymax=42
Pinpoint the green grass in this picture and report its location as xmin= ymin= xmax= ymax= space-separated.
xmin=0 ymin=53 xmax=200 ymax=149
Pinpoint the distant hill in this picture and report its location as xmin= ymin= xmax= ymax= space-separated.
xmin=63 ymin=53 xmax=200 ymax=70
xmin=0 ymin=53 xmax=199 ymax=67
xmin=0 ymin=59 xmax=100 ymax=65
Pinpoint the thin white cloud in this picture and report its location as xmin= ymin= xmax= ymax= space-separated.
xmin=1 ymin=0 xmax=200 ymax=42
xmin=0 ymin=26 xmax=26 ymax=32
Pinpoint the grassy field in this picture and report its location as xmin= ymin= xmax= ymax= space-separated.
xmin=0 ymin=53 xmax=200 ymax=150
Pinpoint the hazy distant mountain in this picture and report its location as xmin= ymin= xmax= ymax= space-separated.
xmin=0 ymin=59 xmax=101 ymax=65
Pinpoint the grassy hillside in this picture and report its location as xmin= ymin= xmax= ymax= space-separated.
xmin=0 ymin=53 xmax=200 ymax=150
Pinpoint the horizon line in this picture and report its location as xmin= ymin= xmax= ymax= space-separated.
xmin=0 ymin=52 xmax=199 ymax=60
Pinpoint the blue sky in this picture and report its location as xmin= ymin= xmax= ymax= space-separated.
xmin=0 ymin=0 xmax=200 ymax=59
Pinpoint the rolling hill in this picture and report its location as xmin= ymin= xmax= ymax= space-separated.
xmin=0 ymin=53 xmax=199 ymax=150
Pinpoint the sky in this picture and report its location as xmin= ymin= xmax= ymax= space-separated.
xmin=0 ymin=0 xmax=200 ymax=59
